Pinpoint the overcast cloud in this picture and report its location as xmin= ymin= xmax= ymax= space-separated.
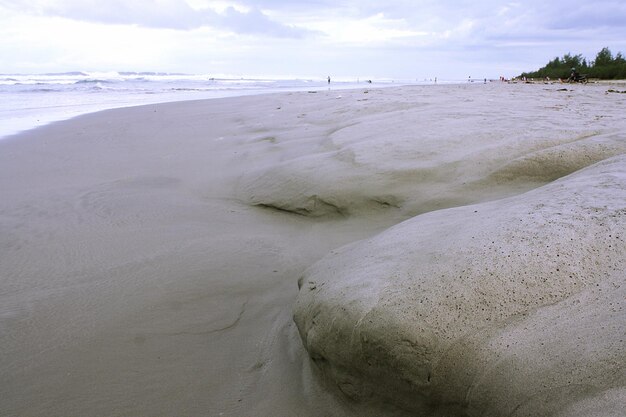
xmin=1 ymin=0 xmax=625 ymax=79
xmin=1 ymin=0 xmax=312 ymax=36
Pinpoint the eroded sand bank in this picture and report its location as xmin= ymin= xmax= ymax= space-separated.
xmin=1 ymin=82 xmax=624 ymax=416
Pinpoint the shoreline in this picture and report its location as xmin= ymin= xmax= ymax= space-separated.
xmin=0 ymin=79 xmax=438 ymax=141
xmin=14 ymin=76 xmax=621 ymax=142
xmin=1 ymin=83 xmax=624 ymax=416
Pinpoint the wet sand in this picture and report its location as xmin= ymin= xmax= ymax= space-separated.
xmin=1 ymin=82 xmax=624 ymax=416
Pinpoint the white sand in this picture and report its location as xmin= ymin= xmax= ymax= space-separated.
xmin=0 ymin=82 xmax=624 ymax=416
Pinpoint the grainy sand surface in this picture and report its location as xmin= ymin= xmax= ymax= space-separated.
xmin=1 ymin=82 xmax=624 ymax=416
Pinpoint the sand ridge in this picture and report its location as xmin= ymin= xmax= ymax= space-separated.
xmin=294 ymin=155 xmax=625 ymax=416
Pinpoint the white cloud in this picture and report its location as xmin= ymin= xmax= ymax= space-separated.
xmin=186 ymin=1 xmax=250 ymax=14
xmin=0 ymin=0 xmax=311 ymax=37
xmin=303 ymin=13 xmax=429 ymax=45
xmin=0 ymin=13 xmax=210 ymax=71
xmin=1 ymin=0 xmax=626 ymax=78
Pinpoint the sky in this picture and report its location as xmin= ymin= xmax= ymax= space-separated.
xmin=1 ymin=0 xmax=625 ymax=80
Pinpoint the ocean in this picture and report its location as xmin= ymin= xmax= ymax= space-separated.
xmin=0 ymin=72 xmax=429 ymax=140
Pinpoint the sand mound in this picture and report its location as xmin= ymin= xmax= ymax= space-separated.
xmin=293 ymin=155 xmax=626 ymax=416
xmin=237 ymin=132 xmax=625 ymax=219
xmin=236 ymin=151 xmax=405 ymax=217
xmin=486 ymin=132 xmax=626 ymax=183
xmin=236 ymin=91 xmax=626 ymax=219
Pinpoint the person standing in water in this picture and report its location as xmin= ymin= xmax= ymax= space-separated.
xmin=327 ymin=75 xmax=331 ymax=84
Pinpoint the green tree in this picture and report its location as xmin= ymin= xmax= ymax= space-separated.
xmin=594 ymin=47 xmax=613 ymax=67
xmin=562 ymin=53 xmax=584 ymax=69
xmin=519 ymin=47 xmax=626 ymax=80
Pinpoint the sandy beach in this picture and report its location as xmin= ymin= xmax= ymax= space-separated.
xmin=1 ymin=82 xmax=624 ymax=416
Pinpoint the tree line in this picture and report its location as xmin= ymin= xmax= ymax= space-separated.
xmin=520 ymin=47 xmax=626 ymax=80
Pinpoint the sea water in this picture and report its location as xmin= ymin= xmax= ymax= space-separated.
xmin=0 ymin=72 xmax=425 ymax=140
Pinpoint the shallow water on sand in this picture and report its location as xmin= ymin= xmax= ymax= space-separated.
xmin=0 ymin=72 xmax=430 ymax=139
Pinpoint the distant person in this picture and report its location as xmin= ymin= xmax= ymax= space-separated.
xmin=327 ymin=76 xmax=331 ymax=84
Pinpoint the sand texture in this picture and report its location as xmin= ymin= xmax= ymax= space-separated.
xmin=294 ymin=156 xmax=625 ymax=416
xmin=1 ymin=83 xmax=625 ymax=416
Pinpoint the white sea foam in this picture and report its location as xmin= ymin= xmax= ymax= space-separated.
xmin=0 ymin=72 xmax=441 ymax=139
